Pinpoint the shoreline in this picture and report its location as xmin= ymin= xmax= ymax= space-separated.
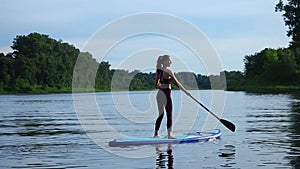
xmin=1 ymin=85 xmax=300 ymax=95
xmin=228 ymin=85 xmax=300 ymax=95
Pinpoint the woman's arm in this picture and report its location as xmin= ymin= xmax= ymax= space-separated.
xmin=165 ymin=69 xmax=191 ymax=96
xmin=155 ymin=70 xmax=161 ymax=88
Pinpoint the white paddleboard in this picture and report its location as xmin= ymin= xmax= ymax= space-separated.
xmin=109 ymin=129 xmax=221 ymax=147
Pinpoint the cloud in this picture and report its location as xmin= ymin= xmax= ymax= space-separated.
xmin=0 ymin=46 xmax=12 ymax=54
xmin=0 ymin=0 xmax=289 ymax=72
xmin=211 ymin=34 xmax=290 ymax=71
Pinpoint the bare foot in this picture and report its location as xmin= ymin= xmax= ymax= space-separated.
xmin=168 ymin=135 xmax=176 ymax=139
xmin=154 ymin=135 xmax=161 ymax=138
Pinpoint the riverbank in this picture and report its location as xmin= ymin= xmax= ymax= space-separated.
xmin=227 ymin=84 xmax=300 ymax=94
xmin=0 ymin=86 xmax=110 ymax=95
xmin=1 ymin=84 xmax=300 ymax=95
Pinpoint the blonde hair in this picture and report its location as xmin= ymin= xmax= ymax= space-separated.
xmin=156 ymin=55 xmax=170 ymax=70
xmin=155 ymin=55 xmax=170 ymax=87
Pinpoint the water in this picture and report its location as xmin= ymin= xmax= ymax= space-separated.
xmin=0 ymin=91 xmax=299 ymax=168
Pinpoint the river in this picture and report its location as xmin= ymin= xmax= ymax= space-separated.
xmin=0 ymin=90 xmax=299 ymax=168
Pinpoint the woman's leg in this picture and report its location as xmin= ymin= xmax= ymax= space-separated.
xmin=155 ymin=89 xmax=166 ymax=137
xmin=164 ymin=89 xmax=175 ymax=139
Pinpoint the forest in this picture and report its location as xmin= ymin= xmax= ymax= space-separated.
xmin=0 ymin=32 xmax=245 ymax=94
xmin=239 ymin=0 xmax=300 ymax=93
xmin=0 ymin=0 xmax=299 ymax=94
xmin=0 ymin=32 xmax=233 ymax=94
xmin=0 ymin=31 xmax=298 ymax=94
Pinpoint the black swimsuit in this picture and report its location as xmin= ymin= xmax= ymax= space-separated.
xmin=155 ymin=70 xmax=178 ymax=131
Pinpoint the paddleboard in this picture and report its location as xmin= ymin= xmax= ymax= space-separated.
xmin=109 ymin=129 xmax=221 ymax=147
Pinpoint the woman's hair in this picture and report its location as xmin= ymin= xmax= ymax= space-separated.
xmin=155 ymin=55 xmax=170 ymax=87
xmin=156 ymin=55 xmax=170 ymax=70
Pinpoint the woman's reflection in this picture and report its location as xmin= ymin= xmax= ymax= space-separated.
xmin=156 ymin=144 xmax=174 ymax=169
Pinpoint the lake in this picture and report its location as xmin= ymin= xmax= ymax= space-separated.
xmin=0 ymin=90 xmax=299 ymax=168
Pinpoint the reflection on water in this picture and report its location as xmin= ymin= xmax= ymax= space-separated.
xmin=289 ymin=98 xmax=300 ymax=169
xmin=1 ymin=92 xmax=300 ymax=168
xmin=156 ymin=144 xmax=174 ymax=169
xmin=244 ymin=94 xmax=300 ymax=168
xmin=218 ymin=144 xmax=236 ymax=168
xmin=0 ymin=94 xmax=90 ymax=169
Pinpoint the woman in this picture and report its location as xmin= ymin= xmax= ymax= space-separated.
xmin=154 ymin=55 xmax=191 ymax=139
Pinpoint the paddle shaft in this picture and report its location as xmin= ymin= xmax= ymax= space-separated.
xmin=188 ymin=94 xmax=221 ymax=120
xmin=188 ymin=94 xmax=236 ymax=132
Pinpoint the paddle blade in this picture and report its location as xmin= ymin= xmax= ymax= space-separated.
xmin=220 ymin=119 xmax=236 ymax=132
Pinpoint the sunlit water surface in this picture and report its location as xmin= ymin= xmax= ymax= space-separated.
xmin=0 ymin=90 xmax=299 ymax=168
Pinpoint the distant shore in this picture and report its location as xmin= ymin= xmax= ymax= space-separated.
xmin=1 ymin=85 xmax=299 ymax=95
xmin=228 ymin=85 xmax=300 ymax=94
xmin=1 ymin=33 xmax=299 ymax=96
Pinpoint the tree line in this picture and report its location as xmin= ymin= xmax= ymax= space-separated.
xmin=1 ymin=32 xmax=238 ymax=94
xmin=244 ymin=47 xmax=300 ymax=85
xmin=0 ymin=0 xmax=299 ymax=94
xmin=0 ymin=33 xmax=79 ymax=93
xmin=238 ymin=0 xmax=300 ymax=92
xmin=0 ymin=31 xmax=296 ymax=94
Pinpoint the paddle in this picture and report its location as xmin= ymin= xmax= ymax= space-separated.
xmin=188 ymin=94 xmax=236 ymax=132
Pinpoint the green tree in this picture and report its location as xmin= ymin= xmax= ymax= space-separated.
xmin=110 ymin=69 xmax=131 ymax=90
xmin=0 ymin=32 xmax=85 ymax=93
xmin=196 ymin=74 xmax=210 ymax=89
xmin=244 ymin=52 xmax=265 ymax=80
xmin=72 ymin=52 xmax=98 ymax=89
xmin=276 ymin=48 xmax=297 ymax=83
xmin=11 ymin=33 xmax=56 ymax=58
xmin=14 ymin=55 xmax=37 ymax=85
xmin=0 ymin=53 xmax=15 ymax=91
xmin=276 ymin=0 xmax=300 ymax=46
xmin=223 ymin=71 xmax=244 ymax=90
xmin=175 ymin=72 xmax=198 ymax=89
xmin=96 ymin=61 xmax=111 ymax=90
xmin=293 ymin=46 xmax=300 ymax=80
xmin=261 ymin=48 xmax=279 ymax=82
xmin=129 ymin=71 xmax=156 ymax=90
xmin=244 ymin=47 xmax=298 ymax=85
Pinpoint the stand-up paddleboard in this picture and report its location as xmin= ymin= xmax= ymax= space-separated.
xmin=109 ymin=129 xmax=221 ymax=147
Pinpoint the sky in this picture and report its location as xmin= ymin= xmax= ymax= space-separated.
xmin=1 ymin=0 xmax=290 ymax=74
